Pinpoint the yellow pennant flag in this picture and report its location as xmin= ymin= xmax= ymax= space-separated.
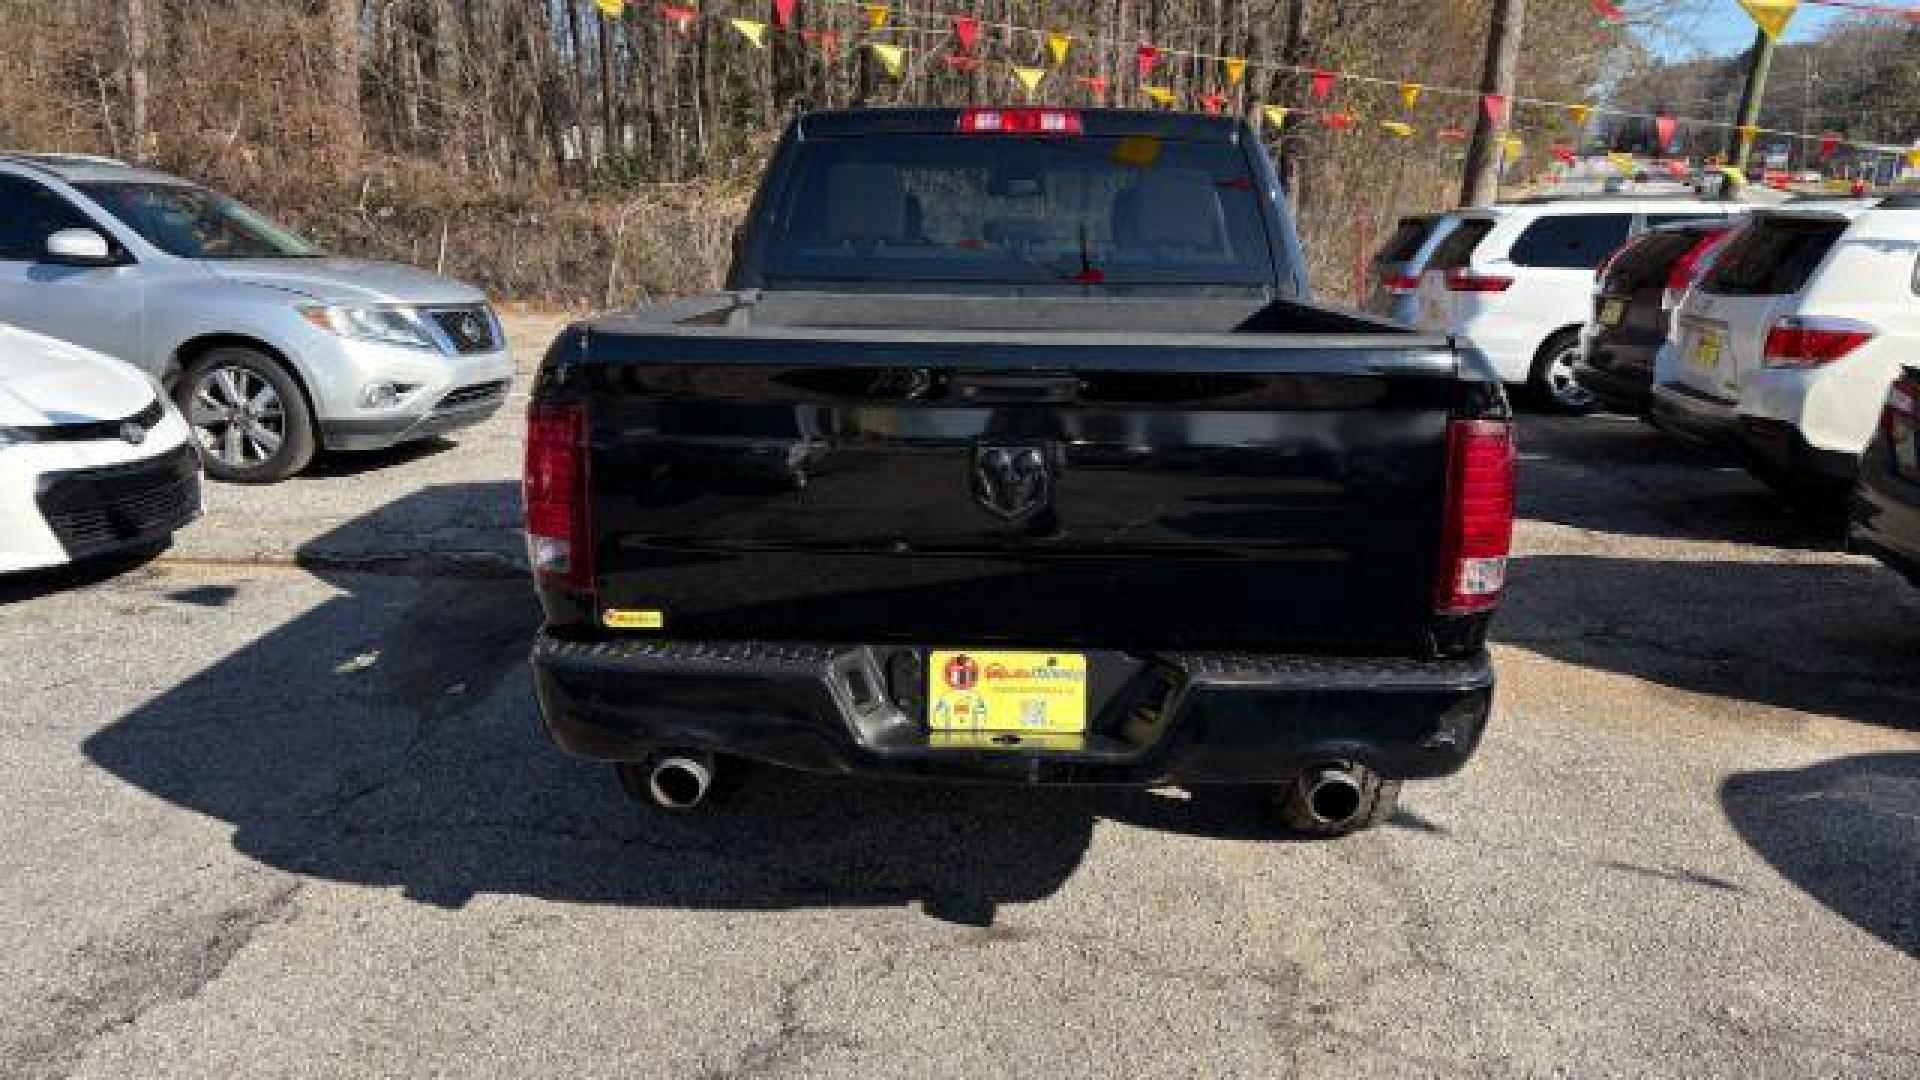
xmin=1047 ymin=31 xmax=1072 ymax=66
xmin=1503 ymin=136 xmax=1525 ymax=161
xmin=864 ymin=4 xmax=890 ymax=29
xmin=1905 ymin=148 xmax=1920 ymax=171
xmin=1012 ymin=66 xmax=1046 ymax=99
xmin=1736 ymin=123 xmax=1759 ymax=146
xmin=1607 ymin=151 xmax=1637 ymax=176
xmin=1144 ymin=85 xmax=1177 ymax=107
xmin=1567 ymin=103 xmax=1591 ymax=127
xmin=1380 ymin=120 xmax=1413 ymax=138
xmin=730 ymin=18 xmax=767 ymax=49
xmin=1262 ymin=104 xmax=1290 ymax=129
xmin=869 ymin=42 xmax=905 ymax=78
xmin=595 ymin=0 xmax=624 ymax=16
xmin=1736 ymin=0 xmax=1798 ymax=41
xmin=1398 ymin=83 xmax=1421 ymax=110
xmin=1224 ymin=57 xmax=1247 ymax=86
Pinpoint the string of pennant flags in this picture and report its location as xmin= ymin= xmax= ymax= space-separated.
xmin=592 ymin=0 xmax=1920 ymax=169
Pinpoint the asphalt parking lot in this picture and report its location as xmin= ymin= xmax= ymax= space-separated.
xmin=2 ymin=314 xmax=1916 ymax=1078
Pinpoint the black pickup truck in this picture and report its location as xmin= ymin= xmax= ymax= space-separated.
xmin=526 ymin=108 xmax=1512 ymax=836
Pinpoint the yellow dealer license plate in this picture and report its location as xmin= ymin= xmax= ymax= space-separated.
xmin=928 ymin=651 xmax=1088 ymax=735
xmin=1691 ymin=328 xmax=1724 ymax=369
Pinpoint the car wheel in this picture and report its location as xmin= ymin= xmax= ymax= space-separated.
xmin=176 ymin=347 xmax=316 ymax=484
xmin=1529 ymin=330 xmax=1597 ymax=415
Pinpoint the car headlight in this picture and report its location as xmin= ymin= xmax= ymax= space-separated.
xmin=299 ymin=305 xmax=437 ymax=350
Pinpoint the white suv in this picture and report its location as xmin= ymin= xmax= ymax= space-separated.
xmin=1416 ymin=198 xmax=1738 ymax=410
xmin=1651 ymin=197 xmax=1919 ymax=497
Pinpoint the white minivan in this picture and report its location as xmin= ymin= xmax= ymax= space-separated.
xmin=1416 ymin=197 xmax=1738 ymax=411
xmin=1649 ymin=198 xmax=1914 ymax=497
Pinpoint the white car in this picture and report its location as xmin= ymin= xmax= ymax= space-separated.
xmin=1415 ymin=197 xmax=1740 ymax=411
xmin=0 ymin=322 xmax=201 ymax=575
xmin=1648 ymin=198 xmax=1909 ymax=496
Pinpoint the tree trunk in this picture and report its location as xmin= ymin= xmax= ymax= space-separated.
xmin=122 ymin=0 xmax=151 ymax=162
xmin=1460 ymin=0 xmax=1525 ymax=207
xmin=325 ymin=0 xmax=364 ymax=174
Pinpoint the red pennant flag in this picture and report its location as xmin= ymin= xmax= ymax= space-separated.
xmin=1310 ymin=70 xmax=1334 ymax=100
xmin=659 ymin=4 xmax=696 ymax=33
xmin=1200 ymin=93 xmax=1227 ymax=115
xmin=1654 ymin=114 xmax=1676 ymax=150
xmin=1079 ymin=75 xmax=1110 ymax=102
xmin=943 ymin=53 xmax=982 ymax=72
xmin=1481 ymin=94 xmax=1509 ymax=125
xmin=772 ymin=0 xmax=796 ymax=28
xmin=952 ymin=15 xmax=979 ymax=52
xmin=1665 ymin=159 xmax=1689 ymax=179
xmin=1551 ymin=143 xmax=1576 ymax=165
xmin=1592 ymin=0 xmax=1626 ymax=23
xmin=1135 ymin=44 xmax=1160 ymax=78
xmin=1818 ymin=132 xmax=1841 ymax=160
xmin=1321 ymin=111 xmax=1353 ymax=131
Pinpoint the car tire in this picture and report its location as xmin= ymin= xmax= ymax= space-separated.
xmin=1528 ymin=329 xmax=1598 ymax=415
xmin=1270 ymin=763 xmax=1401 ymax=838
xmin=175 ymin=347 xmax=317 ymax=484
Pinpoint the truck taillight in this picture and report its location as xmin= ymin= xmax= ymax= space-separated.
xmin=524 ymin=401 xmax=593 ymax=593
xmin=1444 ymin=268 xmax=1513 ymax=293
xmin=1436 ymin=418 xmax=1516 ymax=616
xmin=957 ymin=108 xmax=1083 ymax=135
xmin=1762 ymin=317 xmax=1875 ymax=369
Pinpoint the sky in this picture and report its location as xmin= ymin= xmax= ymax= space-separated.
xmin=1640 ymin=1 xmax=1848 ymax=59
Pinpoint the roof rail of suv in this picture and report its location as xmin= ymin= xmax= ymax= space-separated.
xmin=0 ymin=152 xmax=131 ymax=176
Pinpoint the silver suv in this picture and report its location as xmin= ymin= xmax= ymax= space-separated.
xmin=0 ymin=154 xmax=511 ymax=482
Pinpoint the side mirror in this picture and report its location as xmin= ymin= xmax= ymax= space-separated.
xmin=44 ymin=228 xmax=117 ymax=267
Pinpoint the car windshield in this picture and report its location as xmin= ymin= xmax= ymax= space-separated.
xmin=759 ymin=135 xmax=1275 ymax=287
xmin=76 ymin=182 xmax=321 ymax=259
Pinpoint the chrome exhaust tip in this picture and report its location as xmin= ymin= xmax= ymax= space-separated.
xmin=1301 ymin=766 xmax=1366 ymax=828
xmin=644 ymin=752 xmax=714 ymax=811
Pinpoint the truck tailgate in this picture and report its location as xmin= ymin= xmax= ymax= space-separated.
xmin=571 ymin=329 xmax=1464 ymax=656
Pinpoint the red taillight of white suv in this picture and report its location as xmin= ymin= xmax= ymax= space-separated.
xmin=1436 ymin=419 xmax=1517 ymax=615
xmin=1381 ymin=273 xmax=1422 ymax=294
xmin=1761 ymin=317 xmax=1876 ymax=370
xmin=1443 ymin=268 xmax=1514 ymax=293
xmin=524 ymin=402 xmax=594 ymax=592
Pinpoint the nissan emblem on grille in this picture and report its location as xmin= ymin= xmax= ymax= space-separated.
xmin=970 ymin=445 xmax=1053 ymax=522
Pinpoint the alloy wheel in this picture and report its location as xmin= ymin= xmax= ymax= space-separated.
xmin=188 ymin=365 xmax=287 ymax=468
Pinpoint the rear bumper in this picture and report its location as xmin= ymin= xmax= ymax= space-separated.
xmin=1739 ymin=416 xmax=1858 ymax=490
xmin=1850 ymin=443 xmax=1920 ymax=587
xmin=1573 ymin=354 xmax=1652 ymax=412
xmin=1648 ymin=382 xmax=1740 ymax=452
xmin=532 ymin=636 xmax=1494 ymax=785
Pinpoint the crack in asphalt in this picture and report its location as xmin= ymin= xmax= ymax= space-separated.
xmin=2 ymin=879 xmax=303 ymax=1080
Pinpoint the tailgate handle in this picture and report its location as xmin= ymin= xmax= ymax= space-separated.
xmin=951 ymin=373 xmax=1081 ymax=403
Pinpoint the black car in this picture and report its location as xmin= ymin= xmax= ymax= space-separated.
xmin=1575 ymin=219 xmax=1735 ymax=412
xmin=1850 ymin=366 xmax=1920 ymax=586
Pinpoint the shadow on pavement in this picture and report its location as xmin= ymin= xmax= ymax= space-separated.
xmin=1722 ymin=754 xmax=1920 ymax=958
xmin=1500 ymin=552 xmax=1920 ymax=730
xmin=305 ymin=437 xmax=459 ymax=479
xmin=81 ymin=482 xmax=1304 ymax=924
xmin=0 ymin=539 xmax=170 ymax=606
xmin=1516 ymin=414 xmax=1848 ymax=552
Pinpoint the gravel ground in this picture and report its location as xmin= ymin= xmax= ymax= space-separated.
xmin=0 ymin=314 xmax=1915 ymax=1078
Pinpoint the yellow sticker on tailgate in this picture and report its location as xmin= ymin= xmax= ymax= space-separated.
xmin=928 ymin=651 xmax=1088 ymax=734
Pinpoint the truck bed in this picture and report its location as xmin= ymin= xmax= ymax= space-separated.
xmin=543 ymin=290 xmax=1488 ymax=658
